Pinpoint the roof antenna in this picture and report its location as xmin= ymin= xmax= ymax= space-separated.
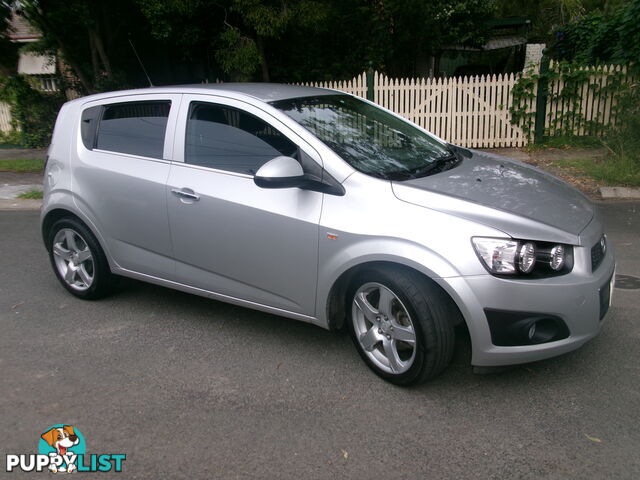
xmin=128 ymin=38 xmax=154 ymax=87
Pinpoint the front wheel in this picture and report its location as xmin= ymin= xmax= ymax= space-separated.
xmin=347 ymin=266 xmax=455 ymax=386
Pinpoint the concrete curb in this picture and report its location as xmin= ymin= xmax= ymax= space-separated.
xmin=600 ymin=187 xmax=640 ymax=199
xmin=0 ymin=184 xmax=42 ymax=200
xmin=0 ymin=199 xmax=42 ymax=210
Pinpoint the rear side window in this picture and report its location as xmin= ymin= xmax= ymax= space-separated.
xmin=95 ymin=101 xmax=170 ymax=159
xmin=185 ymin=102 xmax=298 ymax=175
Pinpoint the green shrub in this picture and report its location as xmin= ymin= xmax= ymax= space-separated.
xmin=0 ymin=129 xmax=22 ymax=147
xmin=0 ymin=75 xmax=66 ymax=148
xmin=605 ymin=82 xmax=640 ymax=162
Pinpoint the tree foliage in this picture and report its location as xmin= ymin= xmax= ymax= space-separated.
xmin=0 ymin=75 xmax=65 ymax=147
xmin=0 ymin=1 xmax=18 ymax=76
xmin=494 ymin=0 xmax=626 ymax=43
xmin=545 ymin=0 xmax=640 ymax=64
xmin=5 ymin=0 xmax=498 ymax=88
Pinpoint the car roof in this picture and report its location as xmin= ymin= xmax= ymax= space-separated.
xmin=177 ymin=83 xmax=340 ymax=102
xmin=72 ymin=83 xmax=342 ymax=105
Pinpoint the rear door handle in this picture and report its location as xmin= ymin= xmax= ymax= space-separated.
xmin=171 ymin=188 xmax=200 ymax=201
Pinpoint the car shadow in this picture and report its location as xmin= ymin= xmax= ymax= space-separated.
xmin=109 ymin=276 xmax=595 ymax=394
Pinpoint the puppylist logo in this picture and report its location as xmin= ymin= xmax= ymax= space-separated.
xmin=5 ymin=425 xmax=126 ymax=473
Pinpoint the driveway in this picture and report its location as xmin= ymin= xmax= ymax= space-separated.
xmin=1 ymin=203 xmax=639 ymax=479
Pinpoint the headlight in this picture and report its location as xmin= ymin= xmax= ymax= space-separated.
xmin=517 ymin=242 xmax=536 ymax=273
xmin=471 ymin=237 xmax=518 ymax=274
xmin=549 ymin=245 xmax=565 ymax=271
xmin=472 ymin=237 xmax=572 ymax=276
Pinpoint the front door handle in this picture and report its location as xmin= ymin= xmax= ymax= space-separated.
xmin=171 ymin=188 xmax=200 ymax=201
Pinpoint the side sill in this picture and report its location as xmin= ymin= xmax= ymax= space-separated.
xmin=113 ymin=266 xmax=327 ymax=329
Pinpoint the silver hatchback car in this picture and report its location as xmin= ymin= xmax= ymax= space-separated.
xmin=42 ymin=84 xmax=615 ymax=385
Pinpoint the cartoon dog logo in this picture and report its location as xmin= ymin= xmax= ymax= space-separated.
xmin=40 ymin=425 xmax=79 ymax=473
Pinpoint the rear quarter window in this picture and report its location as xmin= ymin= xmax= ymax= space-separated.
xmin=94 ymin=101 xmax=170 ymax=159
xmin=81 ymin=106 xmax=101 ymax=149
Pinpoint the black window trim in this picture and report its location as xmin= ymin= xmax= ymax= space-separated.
xmin=79 ymin=105 xmax=103 ymax=151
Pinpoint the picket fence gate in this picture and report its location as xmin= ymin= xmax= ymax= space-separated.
xmin=302 ymin=71 xmax=533 ymax=148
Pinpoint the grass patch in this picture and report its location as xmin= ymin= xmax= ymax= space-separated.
xmin=0 ymin=157 xmax=45 ymax=172
xmin=527 ymin=135 xmax=603 ymax=151
xmin=554 ymin=155 xmax=640 ymax=187
xmin=17 ymin=189 xmax=43 ymax=199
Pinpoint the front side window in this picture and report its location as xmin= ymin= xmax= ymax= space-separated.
xmin=271 ymin=94 xmax=453 ymax=179
xmin=185 ymin=102 xmax=298 ymax=175
xmin=96 ymin=101 xmax=170 ymax=159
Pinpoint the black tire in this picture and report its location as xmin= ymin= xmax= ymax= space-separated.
xmin=46 ymin=217 xmax=117 ymax=300
xmin=346 ymin=265 xmax=455 ymax=386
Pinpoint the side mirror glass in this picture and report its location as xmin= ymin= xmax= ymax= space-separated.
xmin=254 ymin=156 xmax=304 ymax=189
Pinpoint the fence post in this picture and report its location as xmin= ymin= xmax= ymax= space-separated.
xmin=534 ymin=55 xmax=550 ymax=143
xmin=366 ymin=67 xmax=375 ymax=102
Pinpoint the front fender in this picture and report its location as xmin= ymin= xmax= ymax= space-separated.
xmin=315 ymin=235 xmax=461 ymax=326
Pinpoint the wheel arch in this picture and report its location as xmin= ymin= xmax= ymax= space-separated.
xmin=41 ymin=208 xmax=82 ymax=243
xmin=41 ymin=206 xmax=115 ymax=270
xmin=324 ymin=260 xmax=466 ymax=332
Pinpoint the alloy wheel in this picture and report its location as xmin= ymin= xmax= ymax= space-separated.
xmin=351 ymin=282 xmax=417 ymax=374
xmin=52 ymin=228 xmax=95 ymax=291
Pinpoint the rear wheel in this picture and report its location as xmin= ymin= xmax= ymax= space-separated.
xmin=347 ymin=266 xmax=455 ymax=386
xmin=47 ymin=217 xmax=116 ymax=300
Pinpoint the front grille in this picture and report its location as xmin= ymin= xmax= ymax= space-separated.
xmin=591 ymin=237 xmax=606 ymax=271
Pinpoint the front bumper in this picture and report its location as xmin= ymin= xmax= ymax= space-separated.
xmin=438 ymin=228 xmax=615 ymax=367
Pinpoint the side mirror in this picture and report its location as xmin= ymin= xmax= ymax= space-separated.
xmin=254 ymin=155 xmax=346 ymax=196
xmin=254 ymin=156 xmax=304 ymax=189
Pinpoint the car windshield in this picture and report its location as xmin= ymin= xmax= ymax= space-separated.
xmin=270 ymin=94 xmax=454 ymax=179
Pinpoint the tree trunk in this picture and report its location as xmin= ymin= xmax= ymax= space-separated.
xmin=89 ymin=29 xmax=112 ymax=76
xmin=256 ymin=36 xmax=270 ymax=82
xmin=89 ymin=31 xmax=99 ymax=82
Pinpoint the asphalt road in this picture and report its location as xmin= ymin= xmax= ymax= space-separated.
xmin=1 ymin=203 xmax=639 ymax=479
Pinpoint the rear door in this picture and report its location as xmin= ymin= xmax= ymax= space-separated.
xmin=73 ymin=94 xmax=181 ymax=277
xmin=166 ymin=94 xmax=323 ymax=315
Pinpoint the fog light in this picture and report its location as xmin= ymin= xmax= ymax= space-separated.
xmin=527 ymin=323 xmax=536 ymax=340
xmin=550 ymin=245 xmax=565 ymax=271
xmin=517 ymin=242 xmax=536 ymax=273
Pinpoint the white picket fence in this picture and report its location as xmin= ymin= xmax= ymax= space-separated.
xmin=375 ymin=72 xmax=535 ymax=148
xmin=308 ymin=71 xmax=369 ymax=99
xmin=0 ymin=67 xmax=628 ymax=147
xmin=303 ymin=68 xmax=628 ymax=148
xmin=545 ymin=63 xmax=630 ymax=137
xmin=0 ymin=102 xmax=12 ymax=132
xmin=303 ymin=72 xmax=533 ymax=148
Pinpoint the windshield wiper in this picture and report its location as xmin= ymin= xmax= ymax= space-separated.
xmin=381 ymin=145 xmax=469 ymax=181
xmin=402 ymin=150 xmax=461 ymax=179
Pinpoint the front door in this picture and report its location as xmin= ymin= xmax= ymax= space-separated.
xmin=166 ymin=95 xmax=323 ymax=315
